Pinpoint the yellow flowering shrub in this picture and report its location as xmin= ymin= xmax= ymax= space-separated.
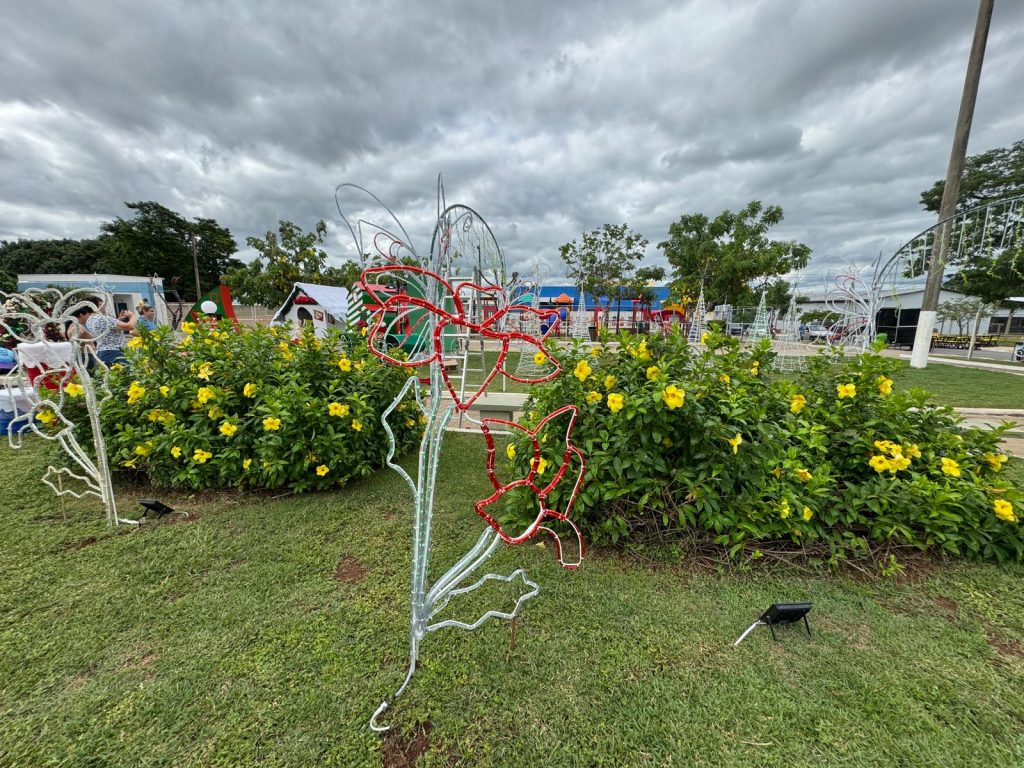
xmin=98 ymin=323 xmax=422 ymax=492
xmin=504 ymin=328 xmax=1022 ymax=565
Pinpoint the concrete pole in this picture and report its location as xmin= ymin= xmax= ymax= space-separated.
xmin=190 ymin=232 xmax=202 ymax=302
xmin=910 ymin=0 xmax=994 ymax=368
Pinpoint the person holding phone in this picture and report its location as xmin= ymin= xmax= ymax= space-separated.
xmin=69 ymin=299 xmax=136 ymax=366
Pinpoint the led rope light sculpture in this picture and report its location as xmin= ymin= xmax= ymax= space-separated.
xmin=335 ymin=183 xmax=586 ymax=732
xmin=0 ymin=289 xmax=135 ymax=526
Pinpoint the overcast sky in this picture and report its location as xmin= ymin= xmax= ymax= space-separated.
xmin=2 ymin=0 xmax=1023 ymax=288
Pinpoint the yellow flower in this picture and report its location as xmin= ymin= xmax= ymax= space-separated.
xmin=771 ymin=467 xmax=782 ymax=479
xmin=533 ymin=351 xmax=547 ymax=366
xmin=530 ymin=456 xmax=549 ymax=475
xmin=65 ymin=382 xmax=85 ymax=397
xmin=361 ymin=326 xmax=368 ymax=336
xmin=406 ymin=418 xmax=415 ymax=427
xmin=159 ymin=385 xmax=170 ymax=397
xmin=661 ymin=385 xmax=685 ymax=409
xmin=207 ymin=406 xmax=223 ymax=420
xmin=126 ymin=381 xmax=146 ymax=404
xmin=315 ymin=464 xmax=330 ymax=476
xmin=574 ymin=359 xmax=592 ymax=382
xmin=726 ymin=433 xmax=742 ymax=454
xmin=506 ymin=444 xmax=516 ymax=460
xmin=802 ymin=506 xmax=814 ymax=521
xmin=874 ymin=439 xmax=896 ymax=454
xmin=590 ymin=346 xmax=601 ymax=357
xmin=890 ymin=456 xmax=911 ymax=472
xmin=779 ymin=499 xmax=791 ymax=519
xmin=985 ymin=453 xmax=1008 ymax=471
xmin=877 ymin=376 xmax=893 ymax=396
xmin=646 ymin=365 xmax=661 ymax=381
xmin=837 ymin=383 xmax=856 ymax=399
xmin=134 ymin=444 xmax=151 ymax=456
xmin=586 ymin=391 xmax=603 ymax=404
xmin=242 ymin=458 xmax=252 ymax=470
xmin=603 ymin=374 xmax=616 ymax=390
xmin=632 ymin=341 xmax=652 ymax=362
xmin=181 ymin=321 xmax=197 ymax=334
xmin=790 ymin=394 xmax=806 ymax=414
xmin=243 ymin=383 xmax=257 ymax=397
xmin=607 ymin=393 xmax=625 ymax=413
xmin=328 ymin=402 xmax=350 ymax=418
xmin=171 ymin=446 xmax=182 ymax=459
xmin=192 ymin=449 xmax=213 ymax=464
xmin=719 ymin=374 xmax=730 ymax=384
xmin=700 ymin=331 xmax=710 ymax=345
xmin=795 ymin=468 xmax=812 ymax=482
xmin=126 ymin=336 xmax=143 ymax=350
xmin=196 ymin=387 xmax=215 ymax=404
xmin=749 ymin=362 xmax=759 ymax=376
xmin=196 ymin=362 xmax=213 ymax=381
xmin=354 ymin=360 xmax=365 ymax=371
xmin=994 ymin=499 xmax=1017 ymax=522
xmin=351 ymin=419 xmax=363 ymax=432
xmin=219 ymin=421 xmax=237 ymax=437
xmin=179 ymin=335 xmax=192 ymax=347
xmin=263 ymin=417 xmax=281 ymax=431
xmin=869 ymin=455 xmax=891 ymax=473
xmin=940 ymin=457 xmax=961 ymax=477
xmin=905 ymin=444 xmax=922 ymax=459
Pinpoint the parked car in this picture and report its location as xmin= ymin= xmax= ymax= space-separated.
xmin=805 ymin=322 xmax=833 ymax=342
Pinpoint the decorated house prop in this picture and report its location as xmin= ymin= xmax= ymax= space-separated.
xmin=335 ymin=182 xmax=586 ymax=731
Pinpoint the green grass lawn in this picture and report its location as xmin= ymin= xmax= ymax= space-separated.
xmin=890 ymin=361 xmax=1024 ymax=409
xmin=2 ymin=437 xmax=1024 ymax=767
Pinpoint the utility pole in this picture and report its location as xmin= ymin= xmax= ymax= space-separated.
xmin=910 ymin=0 xmax=995 ymax=368
xmin=190 ymin=232 xmax=202 ymax=302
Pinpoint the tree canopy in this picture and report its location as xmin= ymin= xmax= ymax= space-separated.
xmin=920 ymin=140 xmax=1024 ymax=306
xmin=0 ymin=237 xmax=114 ymax=283
xmin=920 ymin=139 xmax=1024 ymax=214
xmin=222 ymin=220 xmax=361 ymax=308
xmin=558 ymin=223 xmax=649 ymax=300
xmin=99 ymin=201 xmax=239 ymax=301
xmin=659 ymin=200 xmax=810 ymax=307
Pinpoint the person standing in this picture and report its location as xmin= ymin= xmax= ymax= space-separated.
xmin=70 ymin=300 xmax=136 ymax=367
xmin=134 ymin=301 xmax=158 ymax=332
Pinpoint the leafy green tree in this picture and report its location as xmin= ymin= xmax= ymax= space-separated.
xmin=0 ymin=269 xmax=15 ymax=293
xmin=0 ymin=237 xmax=112 ymax=277
xmin=558 ymin=223 xmax=649 ymax=300
xmin=222 ymin=220 xmax=361 ymax=308
xmin=921 ymin=139 xmax=1024 ymax=214
xmin=659 ymin=201 xmax=811 ymax=307
xmin=936 ymin=297 xmax=995 ymax=334
xmin=99 ymin=201 xmax=240 ymax=301
xmin=919 ymin=141 xmax=1024 ymax=315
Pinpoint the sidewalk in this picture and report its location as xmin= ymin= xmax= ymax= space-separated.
xmin=883 ymin=349 xmax=1024 ymax=376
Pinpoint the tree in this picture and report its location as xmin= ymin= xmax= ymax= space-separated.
xmin=0 ymin=237 xmax=113 ymax=278
xmin=936 ymin=297 xmax=994 ymax=334
xmin=659 ymin=201 xmax=811 ymax=308
xmin=0 ymin=269 xmax=15 ymax=293
xmin=558 ymin=224 xmax=649 ymax=300
xmin=920 ymin=139 xmax=1024 ymax=214
xmin=222 ymin=220 xmax=361 ymax=308
xmin=99 ymin=201 xmax=240 ymax=301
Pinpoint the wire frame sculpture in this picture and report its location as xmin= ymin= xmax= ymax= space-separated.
xmin=746 ymin=291 xmax=771 ymax=344
xmin=0 ymin=289 xmax=135 ymax=526
xmin=771 ymin=293 xmax=806 ymax=371
xmin=336 ymin=183 xmax=586 ymax=731
xmin=822 ymin=267 xmax=879 ymax=351
xmin=687 ymin=286 xmax=707 ymax=347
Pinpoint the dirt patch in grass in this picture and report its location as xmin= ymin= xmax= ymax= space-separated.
xmin=61 ymin=536 xmax=99 ymax=552
xmin=934 ymin=596 xmax=959 ymax=613
xmin=381 ymin=721 xmax=432 ymax=768
xmin=334 ymin=555 xmax=368 ymax=584
xmin=986 ymin=630 xmax=1024 ymax=661
xmin=124 ymin=650 xmax=159 ymax=671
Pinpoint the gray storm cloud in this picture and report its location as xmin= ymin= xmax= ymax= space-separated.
xmin=1 ymin=0 xmax=1022 ymax=282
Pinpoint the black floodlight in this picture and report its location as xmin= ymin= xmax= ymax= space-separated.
xmin=137 ymin=499 xmax=186 ymax=521
xmin=734 ymin=602 xmax=813 ymax=646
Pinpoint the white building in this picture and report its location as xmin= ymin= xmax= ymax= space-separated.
xmin=17 ymin=273 xmax=171 ymax=325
